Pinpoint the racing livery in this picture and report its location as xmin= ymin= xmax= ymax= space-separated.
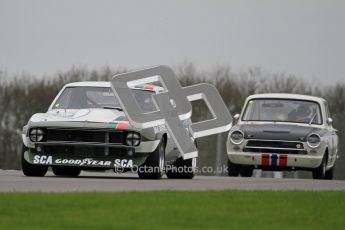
xmin=227 ymin=93 xmax=339 ymax=179
xmin=21 ymin=82 xmax=196 ymax=179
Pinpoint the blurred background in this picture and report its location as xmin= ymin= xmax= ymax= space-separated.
xmin=0 ymin=0 xmax=344 ymax=179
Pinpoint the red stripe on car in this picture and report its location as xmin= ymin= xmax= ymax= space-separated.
xmin=144 ymin=85 xmax=155 ymax=91
xmin=116 ymin=122 xmax=129 ymax=130
xmin=279 ymin=154 xmax=288 ymax=167
xmin=261 ymin=154 xmax=270 ymax=166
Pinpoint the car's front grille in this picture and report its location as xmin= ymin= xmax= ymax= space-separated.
xmin=243 ymin=148 xmax=307 ymax=154
xmin=43 ymin=145 xmax=128 ymax=157
xmin=46 ymin=129 xmax=124 ymax=144
xmin=246 ymin=140 xmax=304 ymax=149
xmin=244 ymin=140 xmax=306 ymax=154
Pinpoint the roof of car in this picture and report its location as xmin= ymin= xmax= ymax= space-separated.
xmin=65 ymin=81 xmax=111 ymax=87
xmin=64 ymin=81 xmax=164 ymax=92
xmin=247 ymin=93 xmax=326 ymax=103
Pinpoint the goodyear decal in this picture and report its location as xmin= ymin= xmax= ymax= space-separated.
xmin=32 ymin=155 xmax=133 ymax=168
xmin=33 ymin=155 xmax=112 ymax=166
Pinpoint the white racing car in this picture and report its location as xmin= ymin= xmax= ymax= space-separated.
xmin=21 ymin=82 xmax=196 ymax=179
xmin=227 ymin=93 xmax=338 ymax=179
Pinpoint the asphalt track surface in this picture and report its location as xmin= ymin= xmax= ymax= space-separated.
xmin=1 ymin=170 xmax=345 ymax=192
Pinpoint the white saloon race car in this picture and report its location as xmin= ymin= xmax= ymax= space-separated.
xmin=227 ymin=94 xmax=338 ymax=179
xmin=21 ymin=82 xmax=196 ymax=179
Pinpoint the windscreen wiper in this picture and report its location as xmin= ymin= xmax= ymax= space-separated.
xmin=102 ymin=106 xmax=123 ymax=111
xmin=309 ymin=112 xmax=317 ymax=125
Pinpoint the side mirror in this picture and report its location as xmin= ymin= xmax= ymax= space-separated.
xmin=234 ymin=113 xmax=240 ymax=120
xmin=327 ymin=117 xmax=333 ymax=125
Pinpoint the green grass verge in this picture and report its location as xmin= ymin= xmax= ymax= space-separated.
xmin=0 ymin=191 xmax=344 ymax=230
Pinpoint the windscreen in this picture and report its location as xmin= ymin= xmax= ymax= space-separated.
xmin=242 ymin=99 xmax=322 ymax=124
xmin=52 ymin=87 xmax=156 ymax=113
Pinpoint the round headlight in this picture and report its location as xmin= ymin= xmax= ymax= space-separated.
xmin=126 ymin=132 xmax=141 ymax=146
xmin=230 ymin=130 xmax=244 ymax=145
xmin=29 ymin=128 xmax=45 ymax=142
xmin=307 ymin=133 xmax=321 ymax=148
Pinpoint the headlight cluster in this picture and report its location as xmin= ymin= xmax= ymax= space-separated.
xmin=229 ymin=130 xmax=244 ymax=145
xmin=307 ymin=133 xmax=321 ymax=148
xmin=125 ymin=132 xmax=141 ymax=146
xmin=29 ymin=128 xmax=45 ymax=142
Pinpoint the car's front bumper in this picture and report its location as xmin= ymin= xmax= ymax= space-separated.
xmin=24 ymin=149 xmax=148 ymax=169
xmin=228 ymin=151 xmax=323 ymax=169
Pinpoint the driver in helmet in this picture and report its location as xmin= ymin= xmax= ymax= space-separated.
xmin=295 ymin=104 xmax=311 ymax=123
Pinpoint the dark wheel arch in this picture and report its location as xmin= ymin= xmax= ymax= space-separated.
xmin=227 ymin=159 xmax=241 ymax=177
xmin=138 ymin=137 xmax=166 ymax=179
xmin=21 ymin=145 xmax=48 ymax=177
xmin=240 ymin=165 xmax=254 ymax=177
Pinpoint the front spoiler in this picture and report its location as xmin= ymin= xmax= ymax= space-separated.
xmin=228 ymin=152 xmax=323 ymax=169
xmin=24 ymin=150 xmax=147 ymax=169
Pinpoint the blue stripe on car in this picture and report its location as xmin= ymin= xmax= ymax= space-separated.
xmin=271 ymin=154 xmax=278 ymax=166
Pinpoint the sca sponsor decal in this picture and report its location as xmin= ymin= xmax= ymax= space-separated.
xmin=33 ymin=155 xmax=53 ymax=164
xmin=33 ymin=155 xmax=112 ymax=166
xmin=114 ymin=159 xmax=133 ymax=168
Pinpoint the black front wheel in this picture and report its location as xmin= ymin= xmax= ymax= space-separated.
xmin=227 ymin=160 xmax=241 ymax=177
xmin=166 ymin=157 xmax=196 ymax=179
xmin=325 ymin=166 xmax=334 ymax=180
xmin=312 ymin=155 xmax=327 ymax=179
xmin=21 ymin=145 xmax=48 ymax=177
xmin=240 ymin=166 xmax=254 ymax=177
xmin=138 ymin=139 xmax=165 ymax=179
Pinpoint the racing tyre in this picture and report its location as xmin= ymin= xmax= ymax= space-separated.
xmin=240 ymin=166 xmax=254 ymax=177
xmin=21 ymin=145 xmax=48 ymax=177
xmin=227 ymin=159 xmax=241 ymax=177
xmin=138 ymin=139 xmax=165 ymax=179
xmin=52 ymin=166 xmax=81 ymax=177
xmin=325 ymin=167 xmax=334 ymax=180
xmin=166 ymin=157 xmax=196 ymax=179
xmin=312 ymin=155 xmax=327 ymax=179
